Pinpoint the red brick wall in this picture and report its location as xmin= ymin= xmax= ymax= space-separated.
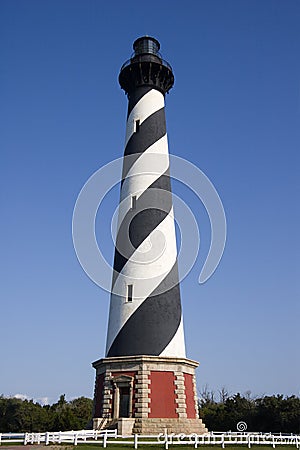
xmin=94 ymin=373 xmax=104 ymax=417
xmin=184 ymin=373 xmax=196 ymax=418
xmin=149 ymin=371 xmax=178 ymax=418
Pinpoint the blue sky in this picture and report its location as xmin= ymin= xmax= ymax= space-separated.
xmin=1 ymin=0 xmax=299 ymax=404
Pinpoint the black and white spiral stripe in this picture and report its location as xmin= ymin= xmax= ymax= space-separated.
xmin=106 ymin=87 xmax=186 ymax=358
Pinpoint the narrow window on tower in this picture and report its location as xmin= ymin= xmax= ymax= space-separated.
xmin=131 ymin=195 xmax=137 ymax=210
xmin=134 ymin=119 xmax=140 ymax=133
xmin=127 ymin=284 xmax=133 ymax=302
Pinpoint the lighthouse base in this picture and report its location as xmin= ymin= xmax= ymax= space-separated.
xmin=92 ymin=355 xmax=207 ymax=435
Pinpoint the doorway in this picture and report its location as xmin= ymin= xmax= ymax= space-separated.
xmin=112 ymin=375 xmax=133 ymax=419
xmin=119 ymin=386 xmax=130 ymax=418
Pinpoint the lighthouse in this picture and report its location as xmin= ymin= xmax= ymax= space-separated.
xmin=92 ymin=36 xmax=207 ymax=435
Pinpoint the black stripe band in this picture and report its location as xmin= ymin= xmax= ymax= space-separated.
xmin=112 ymin=169 xmax=172 ymax=284
xmin=107 ymin=261 xmax=182 ymax=357
xmin=121 ymin=108 xmax=166 ymax=187
xmin=124 ymin=108 xmax=166 ymax=157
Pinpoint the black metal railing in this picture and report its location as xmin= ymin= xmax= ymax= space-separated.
xmin=120 ymin=54 xmax=173 ymax=73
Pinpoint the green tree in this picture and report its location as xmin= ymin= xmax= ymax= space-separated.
xmin=0 ymin=396 xmax=50 ymax=432
xmin=254 ymin=395 xmax=300 ymax=433
xmin=69 ymin=396 xmax=93 ymax=429
xmin=49 ymin=394 xmax=79 ymax=431
xmin=199 ymin=391 xmax=300 ymax=433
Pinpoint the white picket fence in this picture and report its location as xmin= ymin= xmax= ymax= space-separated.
xmin=0 ymin=430 xmax=299 ymax=448
xmin=0 ymin=429 xmax=116 ymax=445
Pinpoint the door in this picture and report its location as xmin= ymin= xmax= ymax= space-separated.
xmin=119 ymin=386 xmax=130 ymax=418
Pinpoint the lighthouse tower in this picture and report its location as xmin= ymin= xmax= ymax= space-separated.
xmin=92 ymin=37 xmax=207 ymax=435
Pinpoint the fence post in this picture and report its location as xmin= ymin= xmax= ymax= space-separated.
xmin=194 ymin=434 xmax=198 ymax=449
xmin=74 ymin=433 xmax=78 ymax=446
xmin=221 ymin=433 xmax=225 ymax=449
xmin=45 ymin=432 xmax=49 ymax=445
xmin=134 ymin=434 xmax=138 ymax=449
xmin=164 ymin=430 xmax=169 ymax=450
xmin=247 ymin=434 xmax=251 ymax=448
xmin=24 ymin=433 xmax=28 ymax=445
xmin=103 ymin=432 xmax=107 ymax=448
